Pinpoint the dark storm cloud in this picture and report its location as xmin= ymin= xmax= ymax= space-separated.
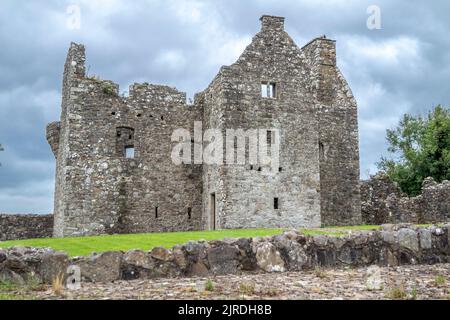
xmin=0 ymin=0 xmax=449 ymax=213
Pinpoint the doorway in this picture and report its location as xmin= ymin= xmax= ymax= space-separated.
xmin=210 ymin=193 xmax=216 ymax=230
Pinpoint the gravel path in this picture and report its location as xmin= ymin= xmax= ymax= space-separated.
xmin=16 ymin=264 xmax=450 ymax=300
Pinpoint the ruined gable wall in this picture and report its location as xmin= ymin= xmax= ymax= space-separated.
xmin=361 ymin=174 xmax=450 ymax=224
xmin=302 ymin=38 xmax=361 ymax=226
xmin=52 ymin=43 xmax=86 ymax=237
xmin=51 ymin=44 xmax=202 ymax=237
xmin=205 ymin=16 xmax=321 ymax=229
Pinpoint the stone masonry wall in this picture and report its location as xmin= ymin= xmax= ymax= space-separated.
xmin=0 ymin=214 xmax=53 ymax=241
xmin=50 ymin=43 xmax=202 ymax=238
xmin=197 ymin=15 xmax=360 ymax=230
xmin=361 ymin=173 xmax=450 ymax=225
xmin=47 ymin=15 xmax=361 ymax=237
xmin=302 ymin=37 xmax=361 ymax=227
xmin=1 ymin=224 xmax=448 ymax=284
xmin=199 ymin=15 xmax=322 ymax=230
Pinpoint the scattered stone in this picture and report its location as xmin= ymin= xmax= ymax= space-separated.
xmin=366 ymin=265 xmax=383 ymax=291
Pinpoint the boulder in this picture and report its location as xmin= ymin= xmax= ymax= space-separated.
xmin=76 ymin=251 xmax=122 ymax=283
xmin=254 ymin=242 xmax=285 ymax=273
xmin=172 ymin=246 xmax=188 ymax=270
xmin=121 ymin=250 xmax=152 ymax=280
xmin=398 ymin=228 xmax=419 ymax=252
xmin=150 ymin=247 xmax=173 ymax=262
xmin=122 ymin=250 xmax=180 ymax=280
xmin=187 ymin=261 xmax=209 ymax=277
xmin=273 ymin=234 xmax=308 ymax=271
xmin=207 ymin=242 xmax=240 ymax=275
xmin=419 ymin=229 xmax=432 ymax=250
xmin=39 ymin=251 xmax=69 ymax=284
xmin=235 ymin=238 xmax=257 ymax=271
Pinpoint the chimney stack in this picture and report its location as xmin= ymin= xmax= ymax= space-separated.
xmin=260 ymin=15 xmax=285 ymax=32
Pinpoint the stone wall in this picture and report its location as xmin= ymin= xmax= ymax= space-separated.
xmin=1 ymin=224 xmax=448 ymax=284
xmin=46 ymin=15 xmax=361 ymax=237
xmin=0 ymin=214 xmax=53 ymax=241
xmin=49 ymin=42 xmax=203 ymax=238
xmin=197 ymin=15 xmax=360 ymax=230
xmin=361 ymin=173 xmax=450 ymax=225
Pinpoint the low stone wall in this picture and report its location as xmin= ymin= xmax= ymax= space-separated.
xmin=361 ymin=174 xmax=450 ymax=225
xmin=0 ymin=214 xmax=53 ymax=241
xmin=1 ymin=224 xmax=449 ymax=284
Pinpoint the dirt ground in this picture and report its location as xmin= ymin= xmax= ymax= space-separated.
xmin=8 ymin=263 xmax=447 ymax=300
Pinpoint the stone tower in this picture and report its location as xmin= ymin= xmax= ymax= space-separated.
xmin=47 ymin=15 xmax=361 ymax=237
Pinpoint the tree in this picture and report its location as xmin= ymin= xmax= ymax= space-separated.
xmin=377 ymin=105 xmax=450 ymax=196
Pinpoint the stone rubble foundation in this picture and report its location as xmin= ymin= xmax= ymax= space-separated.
xmin=0 ymin=224 xmax=449 ymax=285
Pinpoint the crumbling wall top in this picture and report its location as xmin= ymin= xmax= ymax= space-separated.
xmin=260 ymin=15 xmax=285 ymax=32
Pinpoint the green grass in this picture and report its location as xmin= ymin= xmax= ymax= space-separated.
xmin=0 ymin=225 xmax=382 ymax=257
xmin=0 ymin=229 xmax=283 ymax=257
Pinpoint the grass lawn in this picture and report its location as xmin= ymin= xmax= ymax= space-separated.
xmin=0 ymin=225 xmax=383 ymax=257
xmin=0 ymin=229 xmax=283 ymax=257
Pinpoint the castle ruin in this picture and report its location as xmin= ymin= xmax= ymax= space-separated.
xmin=46 ymin=16 xmax=361 ymax=237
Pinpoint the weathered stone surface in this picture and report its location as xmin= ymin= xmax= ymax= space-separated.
xmin=419 ymin=229 xmax=432 ymax=250
xmin=122 ymin=250 xmax=180 ymax=280
xmin=76 ymin=251 xmax=123 ymax=283
xmin=172 ymin=246 xmax=188 ymax=270
xmin=254 ymin=242 xmax=285 ymax=273
xmin=207 ymin=242 xmax=240 ymax=275
xmin=0 ymin=214 xmax=53 ymax=241
xmin=361 ymin=174 xmax=450 ymax=225
xmin=39 ymin=251 xmax=69 ymax=283
xmin=273 ymin=233 xmax=308 ymax=270
xmin=150 ymin=247 xmax=173 ymax=262
xmin=398 ymin=229 xmax=419 ymax=252
xmin=187 ymin=262 xmax=210 ymax=277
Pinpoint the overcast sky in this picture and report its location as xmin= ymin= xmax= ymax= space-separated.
xmin=0 ymin=0 xmax=449 ymax=214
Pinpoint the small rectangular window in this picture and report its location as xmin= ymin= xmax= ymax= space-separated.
xmin=267 ymin=130 xmax=272 ymax=145
xmin=274 ymin=198 xmax=279 ymax=210
xmin=188 ymin=207 xmax=192 ymax=220
xmin=155 ymin=207 xmax=159 ymax=219
xmin=125 ymin=146 xmax=135 ymax=159
xmin=261 ymin=82 xmax=276 ymax=98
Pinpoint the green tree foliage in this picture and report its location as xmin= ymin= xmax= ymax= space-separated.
xmin=378 ymin=105 xmax=450 ymax=196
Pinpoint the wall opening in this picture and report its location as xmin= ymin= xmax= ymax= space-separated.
xmin=125 ymin=146 xmax=135 ymax=159
xmin=116 ymin=127 xmax=135 ymax=158
xmin=261 ymin=82 xmax=276 ymax=98
xmin=274 ymin=198 xmax=279 ymax=210
xmin=210 ymin=193 xmax=216 ymax=230
xmin=319 ymin=141 xmax=325 ymax=160
xmin=267 ymin=130 xmax=272 ymax=145
xmin=155 ymin=207 xmax=159 ymax=219
xmin=188 ymin=207 xmax=192 ymax=220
